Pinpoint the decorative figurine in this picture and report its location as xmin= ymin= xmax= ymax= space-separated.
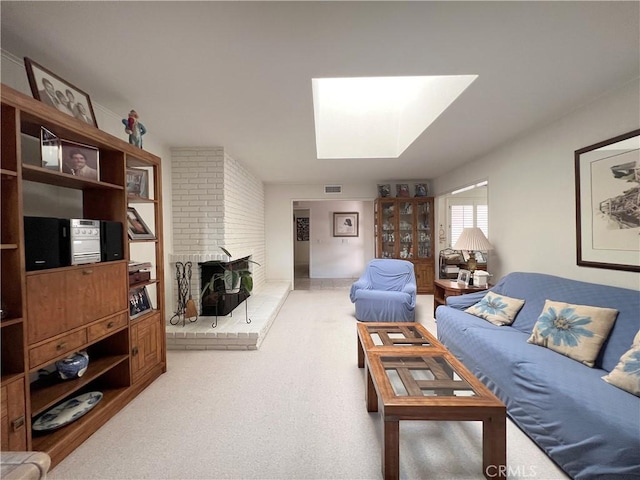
xmin=122 ymin=109 xmax=146 ymax=148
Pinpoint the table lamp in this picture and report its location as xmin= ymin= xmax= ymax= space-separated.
xmin=453 ymin=227 xmax=493 ymax=281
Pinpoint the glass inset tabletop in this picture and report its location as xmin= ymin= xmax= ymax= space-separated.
xmin=358 ymin=322 xmax=441 ymax=350
xmin=380 ymin=354 xmax=477 ymax=397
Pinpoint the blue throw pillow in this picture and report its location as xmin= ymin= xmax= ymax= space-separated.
xmin=465 ymin=292 xmax=525 ymax=326
xmin=602 ymin=330 xmax=640 ymax=396
xmin=527 ymin=300 xmax=618 ymax=367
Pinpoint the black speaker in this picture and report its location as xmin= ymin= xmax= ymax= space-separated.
xmin=24 ymin=217 xmax=70 ymax=271
xmin=101 ymin=221 xmax=123 ymax=262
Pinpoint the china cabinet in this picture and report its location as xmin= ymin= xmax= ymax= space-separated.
xmin=0 ymin=85 xmax=165 ymax=467
xmin=374 ymin=197 xmax=435 ymax=293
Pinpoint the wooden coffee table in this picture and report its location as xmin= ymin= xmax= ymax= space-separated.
xmin=357 ymin=322 xmax=444 ymax=368
xmin=357 ymin=322 xmax=506 ymax=480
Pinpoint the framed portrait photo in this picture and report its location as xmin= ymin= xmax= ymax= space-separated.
xmin=60 ymin=140 xmax=99 ymax=181
xmin=333 ymin=212 xmax=359 ymax=237
xmin=575 ymin=129 xmax=640 ymax=272
xmin=126 ymin=167 xmax=149 ymax=200
xmin=126 ymin=207 xmax=155 ymax=240
xmin=129 ymin=285 xmax=152 ymax=319
xmin=457 ymin=269 xmax=471 ymax=286
xmin=24 ymin=57 xmax=98 ymax=128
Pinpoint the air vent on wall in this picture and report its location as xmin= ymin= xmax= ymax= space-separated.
xmin=324 ymin=185 xmax=342 ymax=194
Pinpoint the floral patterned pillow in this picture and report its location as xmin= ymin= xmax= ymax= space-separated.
xmin=602 ymin=330 xmax=640 ymax=396
xmin=527 ymin=300 xmax=618 ymax=367
xmin=465 ymin=292 xmax=525 ymax=326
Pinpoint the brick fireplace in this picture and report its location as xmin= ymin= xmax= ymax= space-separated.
xmin=169 ymin=147 xmax=266 ymax=319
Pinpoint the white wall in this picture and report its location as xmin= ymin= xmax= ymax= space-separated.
xmin=433 ymin=78 xmax=640 ymax=290
xmin=300 ymin=200 xmax=373 ymax=278
xmin=265 ymin=184 xmax=377 ymax=282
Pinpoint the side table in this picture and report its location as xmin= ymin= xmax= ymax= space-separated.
xmin=433 ymin=279 xmax=489 ymax=317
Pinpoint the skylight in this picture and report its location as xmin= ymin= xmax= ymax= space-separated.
xmin=312 ymin=75 xmax=478 ymax=159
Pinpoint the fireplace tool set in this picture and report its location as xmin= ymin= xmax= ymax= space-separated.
xmin=170 ymin=261 xmax=198 ymax=326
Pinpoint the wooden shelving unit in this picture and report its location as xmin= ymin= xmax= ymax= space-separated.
xmin=0 ymin=84 xmax=166 ymax=466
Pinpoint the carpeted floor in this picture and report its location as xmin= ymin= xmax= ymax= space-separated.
xmin=48 ymin=289 xmax=568 ymax=480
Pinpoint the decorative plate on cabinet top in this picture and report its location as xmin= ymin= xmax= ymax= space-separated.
xmin=32 ymin=391 xmax=103 ymax=432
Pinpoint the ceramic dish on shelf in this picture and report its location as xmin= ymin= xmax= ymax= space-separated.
xmin=32 ymin=391 xmax=103 ymax=432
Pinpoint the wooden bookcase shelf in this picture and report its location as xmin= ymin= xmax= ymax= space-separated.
xmin=1 ymin=84 xmax=166 ymax=466
xmin=374 ymin=197 xmax=435 ymax=294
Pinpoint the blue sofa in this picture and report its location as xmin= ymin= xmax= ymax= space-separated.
xmin=436 ymin=272 xmax=640 ymax=479
xmin=350 ymin=259 xmax=416 ymax=322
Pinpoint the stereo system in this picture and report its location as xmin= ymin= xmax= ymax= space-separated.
xmin=24 ymin=217 xmax=123 ymax=271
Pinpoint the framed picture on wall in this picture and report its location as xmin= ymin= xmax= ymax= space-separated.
xmin=333 ymin=212 xmax=359 ymax=237
xmin=575 ymin=128 xmax=640 ymax=272
xmin=296 ymin=217 xmax=309 ymax=241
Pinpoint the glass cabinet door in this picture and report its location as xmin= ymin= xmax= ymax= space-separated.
xmin=380 ymin=199 xmax=396 ymax=258
xmin=398 ymin=201 xmax=414 ymax=259
xmin=416 ymin=199 xmax=432 ymax=259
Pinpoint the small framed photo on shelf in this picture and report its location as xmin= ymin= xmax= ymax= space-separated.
xmin=24 ymin=57 xmax=98 ymax=128
xmin=414 ymin=183 xmax=428 ymax=197
xmin=457 ymin=269 xmax=471 ymax=286
xmin=377 ymin=184 xmax=391 ymax=197
xmin=60 ymin=139 xmax=99 ymax=180
xmin=333 ymin=212 xmax=359 ymax=237
xmin=126 ymin=167 xmax=149 ymax=200
xmin=40 ymin=127 xmax=60 ymax=171
xmin=126 ymin=207 xmax=155 ymax=240
xmin=129 ymin=285 xmax=152 ymax=319
xmin=396 ymin=184 xmax=410 ymax=197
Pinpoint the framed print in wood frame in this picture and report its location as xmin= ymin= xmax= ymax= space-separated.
xmin=575 ymin=129 xmax=640 ymax=272
xmin=333 ymin=212 xmax=359 ymax=237
xmin=60 ymin=139 xmax=99 ymax=181
xmin=24 ymin=57 xmax=98 ymax=128
xmin=129 ymin=285 xmax=152 ymax=319
xmin=127 ymin=207 xmax=155 ymax=240
xmin=126 ymin=167 xmax=149 ymax=200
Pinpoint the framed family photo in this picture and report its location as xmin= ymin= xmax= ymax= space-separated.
xmin=333 ymin=212 xmax=359 ymax=237
xmin=24 ymin=57 xmax=98 ymax=128
xmin=127 ymin=207 xmax=155 ymax=240
xmin=457 ymin=269 xmax=471 ymax=286
xmin=60 ymin=140 xmax=100 ymax=180
xmin=575 ymin=129 xmax=640 ymax=272
xmin=126 ymin=167 xmax=149 ymax=200
xmin=129 ymin=285 xmax=152 ymax=319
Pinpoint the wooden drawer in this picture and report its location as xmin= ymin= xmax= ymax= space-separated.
xmin=87 ymin=313 xmax=127 ymax=342
xmin=29 ymin=330 xmax=87 ymax=369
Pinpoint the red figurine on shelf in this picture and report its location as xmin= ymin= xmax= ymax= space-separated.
xmin=122 ymin=109 xmax=147 ymax=148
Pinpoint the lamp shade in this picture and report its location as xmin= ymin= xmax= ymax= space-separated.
xmin=453 ymin=227 xmax=493 ymax=251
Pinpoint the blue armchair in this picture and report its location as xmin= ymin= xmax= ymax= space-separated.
xmin=349 ymin=259 xmax=417 ymax=322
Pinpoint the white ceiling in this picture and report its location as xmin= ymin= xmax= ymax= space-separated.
xmin=1 ymin=1 xmax=639 ymax=184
